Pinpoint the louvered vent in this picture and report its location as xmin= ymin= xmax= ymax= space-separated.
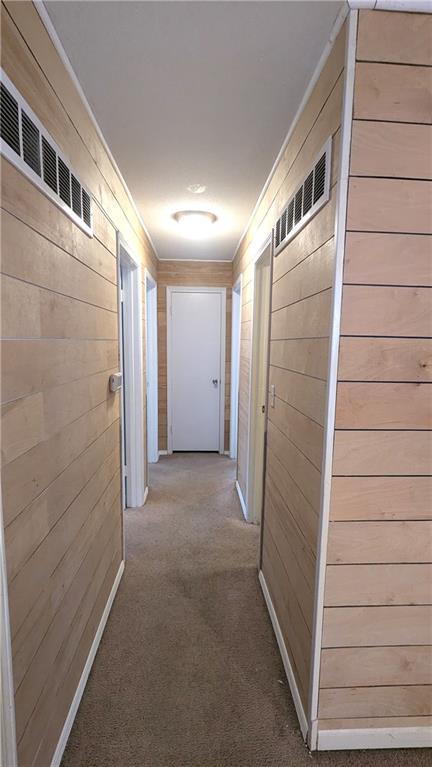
xmin=22 ymin=111 xmax=41 ymax=175
xmin=274 ymin=138 xmax=331 ymax=255
xmin=0 ymin=69 xmax=92 ymax=235
xmin=58 ymin=157 xmax=71 ymax=206
xmin=71 ymin=175 xmax=82 ymax=217
xmin=42 ymin=136 xmax=58 ymax=192
xmin=0 ymin=82 xmax=20 ymax=155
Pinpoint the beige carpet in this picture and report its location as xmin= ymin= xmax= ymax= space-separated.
xmin=62 ymin=453 xmax=429 ymax=767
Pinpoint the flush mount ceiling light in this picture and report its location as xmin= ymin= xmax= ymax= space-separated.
xmin=187 ymin=183 xmax=206 ymax=194
xmin=173 ymin=210 xmax=217 ymax=239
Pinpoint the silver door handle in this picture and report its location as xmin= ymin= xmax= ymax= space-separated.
xmin=212 ymin=379 xmax=219 ymax=387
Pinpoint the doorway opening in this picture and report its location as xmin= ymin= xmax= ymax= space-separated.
xmin=167 ymin=286 xmax=226 ymax=454
xmin=145 ymin=269 xmax=158 ymax=464
xmin=246 ymin=239 xmax=272 ymax=525
xmin=118 ymin=234 xmax=146 ymax=509
xmin=230 ymin=276 xmax=242 ymax=460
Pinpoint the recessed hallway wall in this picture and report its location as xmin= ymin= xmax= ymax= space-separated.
xmin=233 ymin=17 xmax=346 ymax=717
xmin=157 ymin=259 xmax=233 ymax=452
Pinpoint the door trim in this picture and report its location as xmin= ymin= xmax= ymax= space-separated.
xmin=144 ymin=268 xmax=159 ymax=464
xmin=245 ymin=234 xmax=273 ymax=524
xmin=117 ymin=234 xmax=146 ymax=511
xmin=230 ymin=275 xmax=242 ymax=460
xmin=166 ymin=286 xmax=226 ymax=455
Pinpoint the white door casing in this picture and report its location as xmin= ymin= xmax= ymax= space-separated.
xmin=117 ymin=234 xmax=146 ymax=509
xmin=246 ymin=240 xmax=272 ymax=524
xmin=145 ymin=269 xmax=159 ymax=464
xmin=230 ymin=276 xmax=242 ymax=460
xmin=167 ymin=286 xmax=226 ymax=453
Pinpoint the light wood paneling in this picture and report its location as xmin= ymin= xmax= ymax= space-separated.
xmin=335 ymin=382 xmax=432 ymax=430
xmin=330 ymin=476 xmax=432 ymax=522
xmin=321 ymin=646 xmax=432 ymax=688
xmin=333 ymin=431 xmax=432 ymax=476
xmin=319 ymin=685 xmax=432 ymax=719
xmin=322 ymin=606 xmax=432 ymax=647
xmin=0 ymin=3 xmax=157 ymax=765
xmin=350 ymin=121 xmax=432 ymax=181
xmin=268 ymin=366 xmax=326 ymax=426
xmin=318 ymin=716 xmax=432 ymax=731
xmin=356 ymin=9 xmax=432 ymax=66
xmin=338 ymin=337 xmax=432 ymax=383
xmin=354 ymin=62 xmax=432 ymax=124
xmin=343 ymin=232 xmax=432 ymax=287
xmin=1 ymin=208 xmax=118 ymax=311
xmin=232 ymin=21 xmax=346 ymax=721
xmin=347 ymin=178 xmax=432 ymax=235
xmin=327 ymin=521 xmax=432 ymax=565
xmin=325 ymin=563 xmax=432 ymax=607
xmin=156 ymin=260 xmax=232 ymax=451
xmin=320 ymin=9 xmax=432 ymax=732
xmin=270 ymin=338 xmax=329 ymax=381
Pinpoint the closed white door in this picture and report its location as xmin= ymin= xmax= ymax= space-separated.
xmin=169 ymin=288 xmax=224 ymax=452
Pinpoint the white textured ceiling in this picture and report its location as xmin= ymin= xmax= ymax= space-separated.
xmin=45 ymin=1 xmax=342 ymax=260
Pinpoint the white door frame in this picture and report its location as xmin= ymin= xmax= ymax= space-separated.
xmin=117 ymin=234 xmax=146 ymax=509
xmin=0 ymin=492 xmax=18 ymax=767
xmin=245 ymin=234 xmax=272 ymax=524
xmin=166 ymin=286 xmax=226 ymax=455
xmin=230 ymin=275 xmax=242 ymax=460
xmin=145 ymin=268 xmax=159 ymax=464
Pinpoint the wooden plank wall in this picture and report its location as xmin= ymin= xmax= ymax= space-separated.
xmin=0 ymin=2 xmax=157 ymax=766
xmin=233 ymin=22 xmax=346 ymax=712
xmin=318 ymin=10 xmax=432 ymax=733
xmin=156 ymin=260 xmax=233 ymax=452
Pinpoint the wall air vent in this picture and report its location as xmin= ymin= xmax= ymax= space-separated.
xmin=0 ymin=68 xmax=93 ymax=236
xmin=274 ymin=137 xmax=332 ymax=256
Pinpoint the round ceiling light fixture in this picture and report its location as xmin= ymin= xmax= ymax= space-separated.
xmin=187 ymin=183 xmax=206 ymax=194
xmin=173 ymin=209 xmax=217 ymax=239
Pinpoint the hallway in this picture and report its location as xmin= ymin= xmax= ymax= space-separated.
xmin=61 ymin=455 xmax=428 ymax=767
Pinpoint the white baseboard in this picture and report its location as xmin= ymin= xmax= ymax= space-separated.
xmin=235 ymin=480 xmax=248 ymax=522
xmin=258 ymin=570 xmax=308 ymax=741
xmin=50 ymin=560 xmax=125 ymax=767
xmin=317 ymin=726 xmax=432 ymax=751
xmin=158 ymin=450 xmax=168 ymax=457
xmin=142 ymin=486 xmax=149 ymax=505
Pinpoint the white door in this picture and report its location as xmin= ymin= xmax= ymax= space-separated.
xmin=168 ymin=287 xmax=225 ymax=452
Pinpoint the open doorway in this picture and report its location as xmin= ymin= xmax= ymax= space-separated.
xmin=246 ymin=239 xmax=272 ymax=525
xmin=118 ymin=234 xmax=146 ymax=509
xmin=145 ymin=269 xmax=158 ymax=464
xmin=230 ymin=276 xmax=242 ymax=460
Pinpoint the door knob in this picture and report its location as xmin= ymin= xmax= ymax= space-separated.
xmin=212 ymin=378 xmax=219 ymax=386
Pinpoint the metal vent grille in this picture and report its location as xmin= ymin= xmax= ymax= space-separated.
xmin=274 ymin=137 xmax=332 ymax=254
xmin=71 ymin=174 xmax=82 ymax=217
xmin=42 ymin=136 xmax=58 ymax=193
xmin=82 ymin=189 xmax=91 ymax=227
xmin=0 ymin=82 xmax=20 ymax=155
xmin=58 ymin=157 xmax=71 ymax=206
xmin=313 ymin=152 xmax=326 ymax=204
xmin=0 ymin=69 xmax=92 ymax=235
xmin=22 ymin=111 xmax=41 ymax=175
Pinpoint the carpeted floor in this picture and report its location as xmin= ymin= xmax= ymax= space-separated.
xmin=62 ymin=453 xmax=429 ymax=767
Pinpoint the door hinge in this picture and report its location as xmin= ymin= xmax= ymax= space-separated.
xmin=123 ymin=465 xmax=128 ymax=476
xmin=120 ymin=288 xmax=124 ymax=303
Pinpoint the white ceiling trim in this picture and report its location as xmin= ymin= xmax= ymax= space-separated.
xmin=233 ymin=1 xmax=349 ymax=262
xmin=35 ymin=0 xmax=160 ymax=259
